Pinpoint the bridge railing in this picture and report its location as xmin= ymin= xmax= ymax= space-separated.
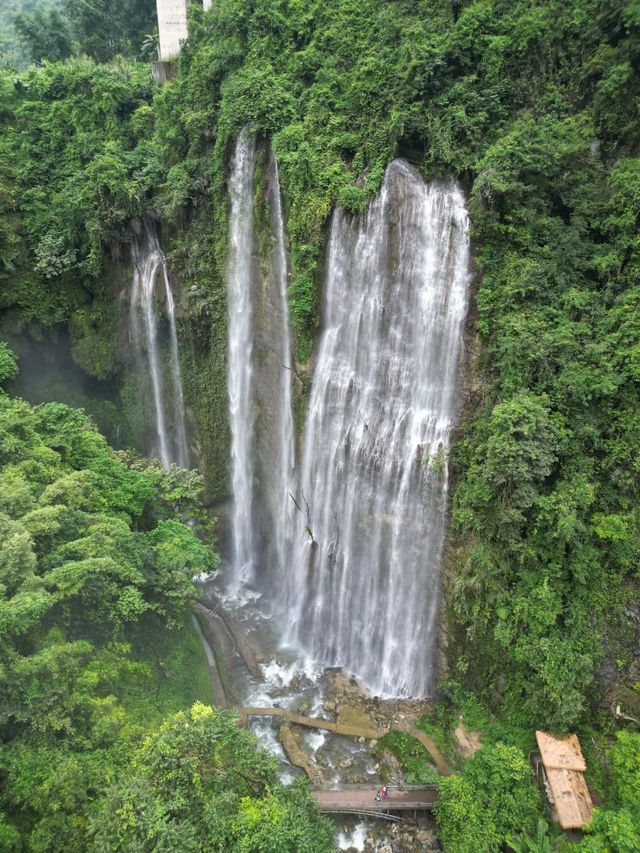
xmin=317 ymin=799 xmax=436 ymax=810
xmin=324 ymin=783 xmax=439 ymax=792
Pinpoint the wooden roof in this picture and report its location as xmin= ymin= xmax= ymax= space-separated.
xmin=535 ymin=731 xmax=593 ymax=830
xmin=536 ymin=731 xmax=586 ymax=771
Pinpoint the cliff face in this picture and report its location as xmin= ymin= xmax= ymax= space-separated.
xmin=161 ymin=207 xmax=231 ymax=501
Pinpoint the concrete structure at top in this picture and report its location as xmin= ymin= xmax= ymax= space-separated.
xmin=155 ymin=0 xmax=188 ymax=61
xmin=154 ymin=0 xmax=212 ymax=68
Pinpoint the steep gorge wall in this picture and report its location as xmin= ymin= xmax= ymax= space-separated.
xmin=160 ymin=208 xmax=231 ymax=500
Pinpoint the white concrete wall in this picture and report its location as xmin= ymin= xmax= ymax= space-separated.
xmin=156 ymin=0 xmax=188 ymax=60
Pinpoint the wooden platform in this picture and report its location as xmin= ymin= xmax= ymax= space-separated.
xmin=236 ymin=707 xmax=451 ymax=775
xmin=237 ymin=706 xmax=380 ymax=739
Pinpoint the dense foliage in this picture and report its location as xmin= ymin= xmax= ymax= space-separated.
xmin=0 ymin=359 xmax=215 ymax=848
xmin=0 ymin=354 xmax=330 ymax=851
xmin=1 ymin=0 xmax=640 ymax=847
xmin=90 ymin=702 xmax=333 ymax=852
xmin=0 ymin=60 xmax=155 ymax=336
xmin=435 ymin=743 xmax=542 ymax=852
xmin=0 ymin=0 xmax=56 ymax=69
xmin=579 ymin=731 xmax=640 ymax=853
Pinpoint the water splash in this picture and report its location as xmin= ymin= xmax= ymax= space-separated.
xmin=287 ymin=161 xmax=470 ymax=697
xmin=130 ymin=221 xmax=189 ymax=468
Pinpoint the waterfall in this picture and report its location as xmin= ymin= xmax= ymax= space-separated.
xmin=269 ymin=153 xmax=296 ymax=587
xmin=130 ymin=221 xmax=189 ymax=468
xmin=287 ymin=160 xmax=470 ymax=697
xmin=225 ymin=136 xmax=296 ymax=596
xmin=226 ymin=132 xmax=258 ymax=593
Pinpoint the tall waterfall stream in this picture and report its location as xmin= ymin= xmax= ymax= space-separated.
xmin=226 ymin=132 xmax=258 ymax=595
xmin=287 ymin=161 xmax=470 ymax=698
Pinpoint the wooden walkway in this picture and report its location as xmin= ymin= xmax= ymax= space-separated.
xmin=237 ymin=707 xmax=451 ymax=775
xmin=237 ymin=707 xmax=380 ymax=739
xmin=313 ymin=785 xmax=438 ymax=818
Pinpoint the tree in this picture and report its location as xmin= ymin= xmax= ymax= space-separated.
xmin=509 ymin=818 xmax=569 ymax=853
xmin=436 ymin=743 xmax=542 ymax=853
xmin=0 ymin=387 xmax=219 ymax=849
xmin=579 ymin=732 xmax=640 ymax=853
xmin=89 ymin=703 xmax=333 ymax=853
xmin=16 ymin=0 xmax=156 ymax=64
xmin=14 ymin=5 xmax=72 ymax=63
xmin=0 ymin=341 xmax=17 ymax=386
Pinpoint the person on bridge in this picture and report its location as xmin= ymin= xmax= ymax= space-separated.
xmin=375 ymin=790 xmax=381 ymax=802
xmin=382 ymin=785 xmax=389 ymax=799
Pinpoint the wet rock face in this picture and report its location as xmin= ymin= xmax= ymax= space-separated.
xmin=340 ymin=819 xmax=440 ymax=853
xmin=326 ymin=672 xmax=433 ymax=732
xmin=251 ymin=155 xmax=290 ymax=580
xmin=366 ymin=822 xmax=441 ymax=853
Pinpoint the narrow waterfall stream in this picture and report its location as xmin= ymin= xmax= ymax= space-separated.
xmin=226 ymin=136 xmax=296 ymax=596
xmin=270 ymin=153 xmax=296 ymax=587
xmin=287 ymin=160 xmax=470 ymax=698
xmin=130 ymin=221 xmax=189 ymax=468
xmin=226 ymin=132 xmax=257 ymax=595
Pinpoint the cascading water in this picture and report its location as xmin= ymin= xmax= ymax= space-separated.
xmin=287 ymin=160 xmax=470 ymax=698
xmin=226 ymin=132 xmax=258 ymax=593
xmin=269 ymin=153 xmax=296 ymax=586
xmin=226 ymin=134 xmax=296 ymax=596
xmin=130 ymin=221 xmax=189 ymax=468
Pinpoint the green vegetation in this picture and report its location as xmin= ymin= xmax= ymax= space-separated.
xmin=0 ymin=60 xmax=155 ymax=333
xmin=375 ymin=730 xmax=439 ymax=784
xmin=89 ymin=703 xmax=333 ymax=852
xmin=0 ymin=350 xmax=213 ymax=848
xmin=13 ymin=0 xmax=156 ymax=66
xmin=1 ymin=0 xmax=640 ymax=849
xmin=436 ymin=742 xmax=542 ymax=853
xmin=0 ymin=0 xmax=58 ymax=68
xmin=0 ymin=351 xmax=331 ymax=851
xmin=579 ymin=731 xmax=640 ymax=853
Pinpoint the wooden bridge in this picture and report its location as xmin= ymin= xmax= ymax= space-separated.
xmin=237 ymin=706 xmax=380 ymax=739
xmin=236 ymin=707 xmax=451 ymax=775
xmin=312 ymin=785 xmax=438 ymax=820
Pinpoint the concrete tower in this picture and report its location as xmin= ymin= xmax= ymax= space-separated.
xmin=156 ymin=0 xmax=188 ymax=61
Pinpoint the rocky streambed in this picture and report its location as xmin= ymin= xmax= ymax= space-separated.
xmin=193 ymin=571 xmax=444 ymax=851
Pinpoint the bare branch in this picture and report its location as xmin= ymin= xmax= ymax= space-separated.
xmin=302 ymin=491 xmax=316 ymax=545
xmin=289 ymin=491 xmax=303 ymax=513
